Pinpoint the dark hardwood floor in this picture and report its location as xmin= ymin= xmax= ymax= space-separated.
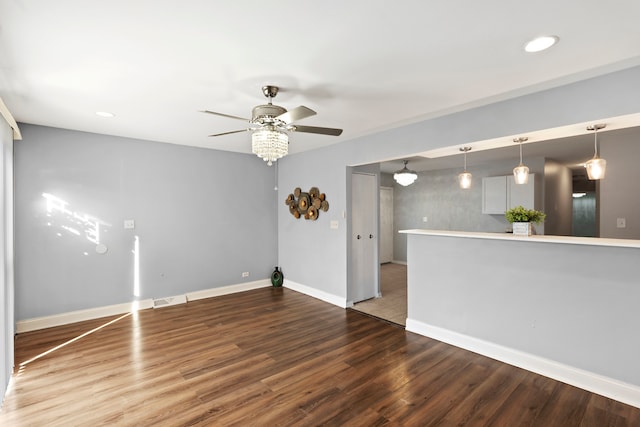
xmin=2 ymin=287 xmax=639 ymax=426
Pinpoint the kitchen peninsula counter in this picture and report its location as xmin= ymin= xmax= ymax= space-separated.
xmin=400 ymin=228 xmax=640 ymax=408
xmin=400 ymin=229 xmax=640 ymax=249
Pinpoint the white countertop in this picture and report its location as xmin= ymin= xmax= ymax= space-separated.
xmin=399 ymin=229 xmax=640 ymax=249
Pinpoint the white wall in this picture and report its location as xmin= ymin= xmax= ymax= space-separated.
xmin=14 ymin=125 xmax=278 ymax=320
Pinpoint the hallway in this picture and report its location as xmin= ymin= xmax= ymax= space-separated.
xmin=351 ymin=263 xmax=407 ymax=326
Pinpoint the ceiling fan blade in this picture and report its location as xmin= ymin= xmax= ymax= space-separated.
xmin=276 ymin=106 xmax=316 ymax=124
xmin=201 ymin=110 xmax=249 ymax=122
xmin=290 ymin=125 xmax=343 ymax=136
xmin=208 ymin=129 xmax=250 ymax=137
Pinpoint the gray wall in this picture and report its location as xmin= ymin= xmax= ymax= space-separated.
xmin=391 ymin=158 xmax=545 ymax=263
xmin=277 ymin=65 xmax=640 ymax=388
xmin=15 ymin=124 xmax=277 ymax=320
xmin=279 ymin=65 xmax=640 ymax=303
xmin=0 ymin=115 xmax=14 ymax=403
xmin=380 ymin=172 xmax=395 ymax=188
xmin=600 ymin=127 xmax=640 ymax=239
xmin=406 ymin=233 xmax=640 ymax=387
xmin=543 ymin=159 xmax=573 ymax=236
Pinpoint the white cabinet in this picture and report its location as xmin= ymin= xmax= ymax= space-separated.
xmin=507 ymin=175 xmax=535 ymax=209
xmin=482 ymin=174 xmax=535 ymax=214
xmin=482 ymin=176 xmax=507 ymax=214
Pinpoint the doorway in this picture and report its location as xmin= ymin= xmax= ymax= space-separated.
xmin=572 ymin=171 xmax=598 ymax=237
xmin=351 ymin=263 xmax=407 ymax=325
xmin=351 ymin=181 xmax=407 ymax=326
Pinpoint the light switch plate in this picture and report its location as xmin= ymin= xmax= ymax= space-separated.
xmin=617 ymin=218 xmax=626 ymax=228
xmin=124 ymin=219 xmax=135 ymax=229
xmin=330 ymin=220 xmax=339 ymax=229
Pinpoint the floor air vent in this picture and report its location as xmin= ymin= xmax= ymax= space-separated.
xmin=153 ymin=295 xmax=187 ymax=308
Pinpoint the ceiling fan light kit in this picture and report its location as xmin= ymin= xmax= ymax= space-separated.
xmin=252 ymin=126 xmax=288 ymax=166
xmin=203 ymin=85 xmax=342 ymax=166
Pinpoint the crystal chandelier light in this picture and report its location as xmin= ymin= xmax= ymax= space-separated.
xmin=585 ymin=124 xmax=607 ymax=180
xmin=251 ymin=126 xmax=288 ymax=166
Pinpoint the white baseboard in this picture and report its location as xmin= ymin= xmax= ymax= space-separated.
xmin=16 ymin=279 xmax=272 ymax=333
xmin=16 ymin=299 xmax=154 ymax=333
xmin=406 ymin=318 xmax=640 ymax=409
xmin=284 ymin=280 xmax=347 ymax=308
xmin=186 ymin=279 xmax=271 ymax=301
xmin=391 ymin=260 xmax=407 ymax=265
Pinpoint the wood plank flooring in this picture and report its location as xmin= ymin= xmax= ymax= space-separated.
xmin=2 ymin=287 xmax=639 ymax=426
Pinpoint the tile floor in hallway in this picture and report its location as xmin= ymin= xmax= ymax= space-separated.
xmin=351 ymin=262 xmax=407 ymax=325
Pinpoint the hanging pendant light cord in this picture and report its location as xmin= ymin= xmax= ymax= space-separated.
xmin=464 ymin=151 xmax=467 ymax=171
xmin=519 ymin=141 xmax=524 ymax=165
xmin=274 ymin=159 xmax=278 ymax=191
xmin=594 ymin=127 xmax=599 ymax=158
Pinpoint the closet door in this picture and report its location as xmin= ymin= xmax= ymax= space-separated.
xmin=351 ymin=173 xmax=378 ymax=303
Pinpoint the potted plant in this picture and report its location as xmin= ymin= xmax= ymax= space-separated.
xmin=505 ymin=205 xmax=546 ymax=236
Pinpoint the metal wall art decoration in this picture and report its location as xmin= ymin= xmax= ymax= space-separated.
xmin=285 ymin=187 xmax=329 ymax=220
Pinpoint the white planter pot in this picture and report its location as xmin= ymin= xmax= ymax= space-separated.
xmin=512 ymin=222 xmax=532 ymax=236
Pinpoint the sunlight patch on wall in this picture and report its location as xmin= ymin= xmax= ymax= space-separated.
xmin=42 ymin=192 xmax=111 ymax=252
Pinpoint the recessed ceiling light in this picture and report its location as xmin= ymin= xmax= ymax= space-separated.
xmin=524 ymin=35 xmax=559 ymax=53
xmin=95 ymin=111 xmax=115 ymax=118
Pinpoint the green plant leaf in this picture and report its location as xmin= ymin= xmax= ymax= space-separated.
xmin=505 ymin=206 xmax=546 ymax=224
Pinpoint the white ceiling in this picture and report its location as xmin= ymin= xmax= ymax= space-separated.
xmin=2 ymin=1 xmax=640 ymax=158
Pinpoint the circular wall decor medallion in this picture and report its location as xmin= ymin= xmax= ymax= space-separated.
xmin=285 ymin=186 xmax=329 ymax=221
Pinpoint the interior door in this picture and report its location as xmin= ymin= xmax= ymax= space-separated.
xmin=379 ymin=186 xmax=393 ymax=264
xmin=351 ymin=173 xmax=378 ymax=303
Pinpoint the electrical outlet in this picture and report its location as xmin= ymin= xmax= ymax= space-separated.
xmin=242 ymin=272 xmax=249 ymax=278
xmin=617 ymin=218 xmax=626 ymax=228
xmin=124 ymin=219 xmax=135 ymax=229
xmin=422 ymin=216 xmax=428 ymax=223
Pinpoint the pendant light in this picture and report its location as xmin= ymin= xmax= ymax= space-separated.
xmin=458 ymin=147 xmax=472 ymax=189
xmin=394 ymin=160 xmax=418 ymax=186
xmin=513 ymin=137 xmax=529 ymax=184
xmin=585 ymin=124 xmax=607 ymax=180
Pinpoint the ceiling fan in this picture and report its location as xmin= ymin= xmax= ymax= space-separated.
xmin=201 ymin=85 xmax=343 ymax=165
